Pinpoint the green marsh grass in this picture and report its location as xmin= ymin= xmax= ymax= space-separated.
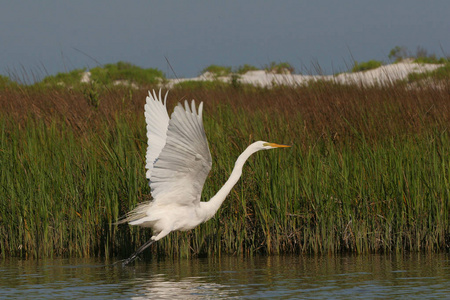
xmin=0 ymin=81 xmax=449 ymax=259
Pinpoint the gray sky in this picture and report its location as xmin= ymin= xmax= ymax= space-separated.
xmin=1 ymin=1 xmax=449 ymax=79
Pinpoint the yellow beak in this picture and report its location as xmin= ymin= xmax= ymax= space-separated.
xmin=264 ymin=142 xmax=291 ymax=148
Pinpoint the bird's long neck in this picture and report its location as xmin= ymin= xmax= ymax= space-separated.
xmin=202 ymin=145 xmax=260 ymax=221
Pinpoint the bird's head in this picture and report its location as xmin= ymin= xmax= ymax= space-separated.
xmin=257 ymin=141 xmax=291 ymax=150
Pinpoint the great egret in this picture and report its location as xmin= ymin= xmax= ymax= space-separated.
xmin=118 ymin=90 xmax=290 ymax=266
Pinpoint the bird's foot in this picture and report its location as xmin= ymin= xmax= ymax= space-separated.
xmin=117 ymin=239 xmax=156 ymax=267
xmin=120 ymin=254 xmax=141 ymax=267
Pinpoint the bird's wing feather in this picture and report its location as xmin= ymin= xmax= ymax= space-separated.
xmin=149 ymin=100 xmax=212 ymax=206
xmin=145 ymin=90 xmax=170 ymax=181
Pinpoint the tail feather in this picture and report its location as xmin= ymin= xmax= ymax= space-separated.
xmin=114 ymin=201 xmax=151 ymax=225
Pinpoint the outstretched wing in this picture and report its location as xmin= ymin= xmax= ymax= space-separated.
xmin=144 ymin=90 xmax=170 ymax=180
xmin=149 ymin=100 xmax=212 ymax=206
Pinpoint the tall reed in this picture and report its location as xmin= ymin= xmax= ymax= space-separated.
xmin=0 ymin=81 xmax=449 ymax=258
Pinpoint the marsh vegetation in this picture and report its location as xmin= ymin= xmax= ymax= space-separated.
xmin=0 ymin=61 xmax=449 ymax=259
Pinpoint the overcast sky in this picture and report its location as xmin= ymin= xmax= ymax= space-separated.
xmin=1 ymin=1 xmax=449 ymax=79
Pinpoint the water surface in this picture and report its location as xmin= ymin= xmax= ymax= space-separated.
xmin=1 ymin=253 xmax=449 ymax=299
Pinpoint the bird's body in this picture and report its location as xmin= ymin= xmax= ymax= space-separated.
xmin=118 ymin=90 xmax=289 ymax=265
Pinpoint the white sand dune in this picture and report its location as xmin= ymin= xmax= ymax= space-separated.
xmin=166 ymin=62 xmax=442 ymax=88
xmin=77 ymin=61 xmax=442 ymax=88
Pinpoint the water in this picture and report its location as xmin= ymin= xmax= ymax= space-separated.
xmin=1 ymin=253 xmax=449 ymax=299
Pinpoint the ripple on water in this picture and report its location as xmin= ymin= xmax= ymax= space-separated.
xmin=0 ymin=254 xmax=449 ymax=299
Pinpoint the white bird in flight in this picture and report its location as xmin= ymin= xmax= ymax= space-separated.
xmin=118 ymin=90 xmax=290 ymax=265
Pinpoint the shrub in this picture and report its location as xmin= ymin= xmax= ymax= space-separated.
xmin=201 ymin=65 xmax=232 ymax=77
xmin=414 ymin=56 xmax=449 ymax=64
xmin=389 ymin=46 xmax=408 ymax=62
xmin=264 ymin=62 xmax=294 ymax=74
xmin=89 ymin=61 xmax=164 ymax=86
xmin=389 ymin=45 xmax=449 ymax=64
xmin=352 ymin=60 xmax=383 ymax=72
xmin=0 ymin=75 xmax=16 ymax=89
xmin=407 ymin=62 xmax=450 ymax=82
xmin=235 ymin=64 xmax=259 ymax=74
xmin=40 ymin=69 xmax=86 ymax=87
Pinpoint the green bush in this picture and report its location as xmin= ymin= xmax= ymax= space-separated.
xmin=413 ymin=46 xmax=449 ymax=64
xmin=264 ymin=62 xmax=294 ymax=74
xmin=235 ymin=64 xmax=259 ymax=74
xmin=201 ymin=65 xmax=232 ymax=77
xmin=388 ymin=46 xmax=408 ymax=62
xmin=352 ymin=60 xmax=383 ymax=72
xmin=89 ymin=61 xmax=164 ymax=86
xmin=414 ymin=56 xmax=449 ymax=65
xmin=389 ymin=45 xmax=450 ymax=65
xmin=407 ymin=63 xmax=450 ymax=82
xmin=0 ymin=75 xmax=16 ymax=89
xmin=40 ymin=69 xmax=86 ymax=87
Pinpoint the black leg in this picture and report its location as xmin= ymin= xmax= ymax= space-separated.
xmin=120 ymin=239 xmax=156 ymax=266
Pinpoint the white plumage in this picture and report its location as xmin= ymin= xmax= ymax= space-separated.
xmin=144 ymin=89 xmax=170 ymax=180
xmin=118 ymin=90 xmax=290 ymax=265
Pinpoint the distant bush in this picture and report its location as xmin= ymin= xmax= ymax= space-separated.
xmin=90 ymin=61 xmax=164 ymax=86
xmin=0 ymin=75 xmax=16 ymax=89
xmin=413 ymin=46 xmax=449 ymax=64
xmin=432 ymin=63 xmax=450 ymax=78
xmin=235 ymin=64 xmax=259 ymax=74
xmin=352 ymin=60 xmax=383 ymax=72
xmin=201 ymin=65 xmax=232 ymax=77
xmin=389 ymin=45 xmax=449 ymax=65
xmin=407 ymin=63 xmax=450 ymax=82
xmin=264 ymin=61 xmax=294 ymax=74
xmin=414 ymin=56 xmax=449 ymax=64
xmin=389 ymin=46 xmax=409 ymax=62
xmin=40 ymin=69 xmax=86 ymax=87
